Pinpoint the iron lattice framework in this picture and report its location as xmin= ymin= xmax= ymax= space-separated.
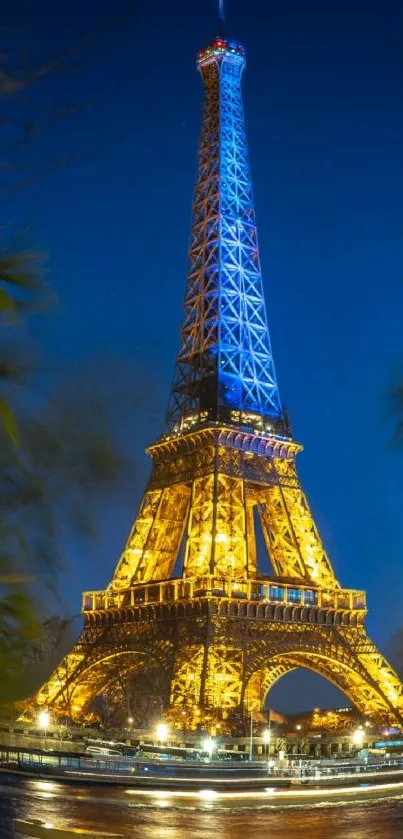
xmin=36 ymin=37 xmax=403 ymax=730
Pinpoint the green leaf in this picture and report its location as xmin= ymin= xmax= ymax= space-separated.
xmin=0 ymin=397 xmax=19 ymax=445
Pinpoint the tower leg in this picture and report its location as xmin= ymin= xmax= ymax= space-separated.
xmin=112 ymin=484 xmax=190 ymax=587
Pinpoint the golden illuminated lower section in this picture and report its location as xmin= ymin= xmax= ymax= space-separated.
xmin=35 ymin=589 xmax=403 ymax=730
xmin=33 ymin=426 xmax=403 ymax=731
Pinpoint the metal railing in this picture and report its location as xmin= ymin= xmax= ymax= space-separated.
xmin=82 ymin=577 xmax=366 ymax=614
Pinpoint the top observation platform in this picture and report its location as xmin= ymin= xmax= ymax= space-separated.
xmin=197 ymin=37 xmax=246 ymax=67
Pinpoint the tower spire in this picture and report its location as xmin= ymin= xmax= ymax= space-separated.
xmin=166 ymin=36 xmax=286 ymax=436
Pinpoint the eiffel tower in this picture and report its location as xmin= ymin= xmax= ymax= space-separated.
xmin=36 ymin=32 xmax=403 ymax=729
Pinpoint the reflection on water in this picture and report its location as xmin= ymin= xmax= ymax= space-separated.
xmin=0 ymin=778 xmax=403 ymax=839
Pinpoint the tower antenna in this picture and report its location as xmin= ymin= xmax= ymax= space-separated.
xmin=218 ymin=0 xmax=225 ymax=37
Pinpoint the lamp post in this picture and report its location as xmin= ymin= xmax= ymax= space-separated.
xmin=263 ymin=727 xmax=271 ymax=772
xmin=249 ymin=712 xmax=253 ymax=761
xmin=38 ymin=710 xmax=50 ymax=751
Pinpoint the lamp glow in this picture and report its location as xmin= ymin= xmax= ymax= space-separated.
xmin=156 ymin=722 xmax=168 ymax=743
xmin=38 ymin=710 xmax=49 ymax=730
xmin=201 ymin=737 xmax=215 ymax=759
xmin=352 ymin=727 xmax=364 ymax=747
xmin=38 ymin=711 xmax=49 ymax=728
xmin=38 ymin=710 xmax=50 ymax=751
xmin=199 ymin=788 xmax=217 ymax=800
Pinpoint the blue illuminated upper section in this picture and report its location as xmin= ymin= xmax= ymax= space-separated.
xmin=166 ymin=38 xmax=287 ymax=436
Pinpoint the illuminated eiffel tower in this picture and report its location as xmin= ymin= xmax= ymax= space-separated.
xmin=36 ymin=31 xmax=403 ymax=729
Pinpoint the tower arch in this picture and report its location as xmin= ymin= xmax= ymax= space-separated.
xmin=244 ymin=649 xmax=401 ymax=723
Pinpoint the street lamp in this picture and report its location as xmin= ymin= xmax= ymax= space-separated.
xmin=352 ymin=727 xmax=364 ymax=748
xmin=201 ymin=737 xmax=215 ymax=761
xmin=156 ymin=722 xmax=169 ymax=744
xmin=263 ymin=727 xmax=271 ymax=771
xmin=127 ymin=716 xmax=134 ymax=728
xmin=38 ymin=710 xmax=50 ymax=751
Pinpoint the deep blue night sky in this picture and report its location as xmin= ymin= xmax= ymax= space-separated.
xmin=5 ymin=0 xmax=403 ymax=711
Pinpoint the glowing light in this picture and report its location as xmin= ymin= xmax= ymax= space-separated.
xmin=38 ymin=710 xmax=49 ymax=730
xmin=352 ymin=727 xmax=365 ymax=747
xmin=263 ymin=728 xmax=271 ymax=744
xmin=201 ymin=737 xmax=215 ymax=758
xmin=199 ymin=788 xmax=218 ymax=800
xmin=33 ymin=781 xmax=56 ymax=792
xmin=156 ymin=722 xmax=169 ymax=742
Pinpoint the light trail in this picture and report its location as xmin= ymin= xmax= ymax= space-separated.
xmin=123 ymin=778 xmax=403 ymax=801
xmin=64 ymin=764 xmax=403 ymax=785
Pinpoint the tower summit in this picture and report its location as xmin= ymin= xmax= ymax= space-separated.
xmin=36 ymin=29 xmax=403 ymax=730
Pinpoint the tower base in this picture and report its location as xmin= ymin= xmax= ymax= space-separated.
xmin=35 ymin=578 xmax=403 ymax=730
